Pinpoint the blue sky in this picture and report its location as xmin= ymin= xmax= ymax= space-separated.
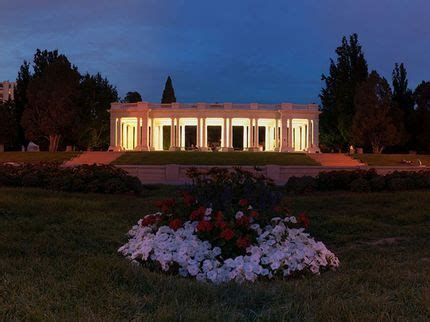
xmin=0 ymin=0 xmax=429 ymax=103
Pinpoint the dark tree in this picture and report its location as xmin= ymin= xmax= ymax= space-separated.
xmin=161 ymin=76 xmax=176 ymax=103
xmin=391 ymin=63 xmax=414 ymax=150
xmin=13 ymin=61 xmax=32 ymax=148
xmin=0 ymin=99 xmax=18 ymax=150
xmin=124 ymin=91 xmax=142 ymax=103
xmin=32 ymin=49 xmax=62 ymax=77
xmin=412 ymin=81 xmax=430 ymax=152
xmin=352 ymin=71 xmax=399 ymax=153
xmin=320 ymin=34 xmax=368 ymax=151
xmin=77 ymin=73 xmax=119 ymax=149
xmin=21 ymin=57 xmax=80 ymax=152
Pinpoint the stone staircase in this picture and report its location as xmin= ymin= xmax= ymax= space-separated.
xmin=308 ymin=153 xmax=365 ymax=167
xmin=64 ymin=152 xmax=124 ymax=166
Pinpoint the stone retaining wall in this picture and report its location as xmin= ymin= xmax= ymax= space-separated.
xmin=117 ymin=165 xmax=428 ymax=185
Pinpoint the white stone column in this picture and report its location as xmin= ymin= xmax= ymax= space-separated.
xmin=249 ymin=119 xmax=253 ymax=149
xmin=228 ymin=117 xmax=233 ymax=148
xmin=288 ymin=119 xmax=293 ymax=151
xmin=202 ymin=118 xmax=207 ymax=148
xmin=176 ymin=118 xmax=180 ymax=149
xmin=117 ymin=117 xmax=122 ymax=150
xmin=255 ymin=118 xmax=259 ymax=149
xmin=197 ymin=117 xmax=201 ymax=147
xmin=223 ymin=117 xmax=227 ymax=149
xmin=308 ymin=120 xmax=312 ymax=152
xmin=170 ymin=117 xmax=174 ymax=150
xmin=136 ymin=117 xmax=141 ymax=150
xmin=141 ymin=115 xmax=148 ymax=151
xmin=150 ymin=117 xmax=154 ymax=150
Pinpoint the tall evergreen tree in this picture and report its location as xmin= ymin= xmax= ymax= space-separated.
xmin=391 ymin=63 xmax=414 ymax=150
xmin=13 ymin=61 xmax=32 ymax=148
xmin=352 ymin=71 xmax=399 ymax=153
xmin=412 ymin=81 xmax=430 ymax=152
xmin=161 ymin=76 xmax=176 ymax=103
xmin=320 ymin=34 xmax=368 ymax=151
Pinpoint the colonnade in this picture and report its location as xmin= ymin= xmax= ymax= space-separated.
xmin=110 ymin=116 xmax=319 ymax=152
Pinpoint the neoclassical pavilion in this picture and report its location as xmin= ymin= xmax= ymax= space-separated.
xmin=109 ymin=102 xmax=320 ymax=152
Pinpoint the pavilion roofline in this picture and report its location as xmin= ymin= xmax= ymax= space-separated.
xmin=110 ymin=101 xmax=319 ymax=111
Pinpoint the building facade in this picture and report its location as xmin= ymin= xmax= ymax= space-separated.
xmin=0 ymin=81 xmax=15 ymax=102
xmin=109 ymin=102 xmax=320 ymax=152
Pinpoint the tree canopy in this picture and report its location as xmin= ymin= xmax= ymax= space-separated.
xmin=161 ymin=76 xmax=176 ymax=103
xmin=352 ymin=71 xmax=399 ymax=153
xmin=320 ymin=33 xmax=368 ymax=151
xmin=21 ymin=56 xmax=81 ymax=152
xmin=124 ymin=91 xmax=142 ymax=103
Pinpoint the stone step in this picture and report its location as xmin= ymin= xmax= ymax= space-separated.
xmin=308 ymin=153 xmax=364 ymax=167
xmin=64 ymin=152 xmax=123 ymax=166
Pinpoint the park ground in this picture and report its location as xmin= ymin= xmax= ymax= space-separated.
xmin=1 ymin=187 xmax=429 ymax=321
xmin=3 ymin=151 xmax=430 ymax=167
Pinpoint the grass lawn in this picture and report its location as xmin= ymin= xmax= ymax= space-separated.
xmin=353 ymin=153 xmax=430 ymax=167
xmin=1 ymin=187 xmax=429 ymax=320
xmin=0 ymin=152 xmax=80 ymax=164
xmin=113 ymin=151 xmax=319 ymax=166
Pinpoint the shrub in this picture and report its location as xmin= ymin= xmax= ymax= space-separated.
xmin=350 ymin=178 xmax=371 ymax=192
xmin=369 ymin=176 xmax=386 ymax=191
xmin=0 ymin=163 xmax=142 ymax=195
xmin=286 ymin=176 xmax=317 ymax=193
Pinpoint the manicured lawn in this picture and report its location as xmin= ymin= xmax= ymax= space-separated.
xmin=0 ymin=152 xmax=80 ymax=164
xmin=1 ymin=187 xmax=429 ymax=320
xmin=353 ymin=153 xmax=430 ymax=166
xmin=113 ymin=151 xmax=319 ymax=166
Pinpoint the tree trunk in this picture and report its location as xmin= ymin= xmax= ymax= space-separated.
xmin=49 ymin=134 xmax=61 ymax=152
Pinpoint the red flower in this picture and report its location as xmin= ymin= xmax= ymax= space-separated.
xmin=220 ymin=228 xmax=235 ymax=241
xmin=297 ymin=213 xmax=310 ymax=229
xmin=236 ymin=236 xmax=251 ymax=249
xmin=196 ymin=220 xmax=213 ymax=232
xmin=215 ymin=220 xmax=227 ymax=229
xmin=238 ymin=199 xmax=249 ymax=207
xmin=141 ymin=215 xmax=160 ymax=226
xmin=169 ymin=218 xmax=182 ymax=231
xmin=182 ymin=192 xmax=196 ymax=206
xmin=249 ymin=210 xmax=259 ymax=218
xmin=155 ymin=199 xmax=175 ymax=212
xmin=214 ymin=211 xmax=224 ymax=221
xmin=236 ymin=215 xmax=250 ymax=227
xmin=190 ymin=208 xmax=204 ymax=221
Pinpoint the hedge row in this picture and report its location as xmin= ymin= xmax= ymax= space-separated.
xmin=286 ymin=169 xmax=430 ymax=193
xmin=0 ymin=163 xmax=142 ymax=195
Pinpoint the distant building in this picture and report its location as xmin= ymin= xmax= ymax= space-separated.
xmin=0 ymin=81 xmax=15 ymax=102
xmin=109 ymin=101 xmax=320 ymax=152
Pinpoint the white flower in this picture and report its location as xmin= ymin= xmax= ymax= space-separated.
xmin=119 ymin=209 xmax=339 ymax=284
xmin=235 ymin=211 xmax=244 ymax=219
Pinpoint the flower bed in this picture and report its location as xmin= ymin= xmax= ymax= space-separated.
xmin=119 ymin=168 xmax=339 ymax=283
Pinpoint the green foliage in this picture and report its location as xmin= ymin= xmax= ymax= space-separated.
xmin=0 ymin=163 xmax=142 ymax=194
xmin=77 ymin=73 xmax=118 ymax=150
xmin=412 ymin=81 xmax=430 ymax=152
xmin=0 ymin=100 xmax=18 ymax=147
xmin=352 ymin=71 xmax=400 ymax=153
xmin=161 ymin=76 xmax=176 ymax=103
xmin=21 ymin=56 xmax=80 ymax=152
xmin=320 ymin=34 xmax=368 ymax=151
xmin=187 ymin=167 xmax=281 ymax=219
xmin=285 ymin=169 xmax=430 ymax=193
xmin=12 ymin=49 xmax=118 ymax=151
xmin=123 ymin=91 xmax=142 ymax=103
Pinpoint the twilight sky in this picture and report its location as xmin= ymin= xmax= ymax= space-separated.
xmin=1 ymin=0 xmax=429 ymax=104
